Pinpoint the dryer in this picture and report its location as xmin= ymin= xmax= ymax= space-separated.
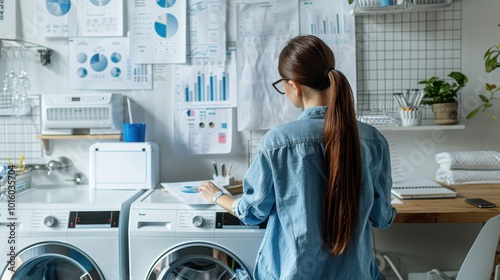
xmin=0 ymin=185 xmax=144 ymax=280
xmin=129 ymin=188 xmax=267 ymax=280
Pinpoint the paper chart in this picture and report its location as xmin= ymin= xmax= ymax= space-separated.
xmin=129 ymin=0 xmax=186 ymax=63
xmin=235 ymin=1 xmax=302 ymax=131
xmin=299 ymin=0 xmax=357 ymax=99
xmin=69 ymin=37 xmax=152 ymax=90
xmin=38 ymin=0 xmax=78 ymax=37
xmin=79 ymin=0 xmax=124 ymax=37
xmin=186 ymin=0 xmax=227 ymax=61
xmin=175 ymin=51 xmax=237 ymax=109
xmin=173 ymin=108 xmax=232 ymax=155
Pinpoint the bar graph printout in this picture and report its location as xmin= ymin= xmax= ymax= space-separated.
xmin=235 ymin=1 xmax=302 ymax=131
xmin=299 ymin=0 xmax=357 ymax=100
xmin=175 ymin=51 xmax=237 ymax=109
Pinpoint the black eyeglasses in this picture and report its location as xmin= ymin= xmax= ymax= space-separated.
xmin=272 ymin=78 xmax=290 ymax=94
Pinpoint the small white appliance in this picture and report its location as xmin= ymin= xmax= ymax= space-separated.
xmin=89 ymin=142 xmax=160 ymax=190
xmin=129 ymin=188 xmax=267 ymax=280
xmin=41 ymin=93 xmax=123 ymax=135
xmin=0 ymin=185 xmax=144 ymax=280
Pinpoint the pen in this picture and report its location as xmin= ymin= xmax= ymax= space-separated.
xmin=221 ymin=163 xmax=226 ymax=177
xmin=212 ymin=161 xmax=218 ymax=176
xmin=227 ymin=163 xmax=233 ymax=176
xmin=19 ymin=155 xmax=25 ymax=174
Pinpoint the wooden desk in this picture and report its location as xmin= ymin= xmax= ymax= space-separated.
xmin=393 ymin=184 xmax=500 ymax=223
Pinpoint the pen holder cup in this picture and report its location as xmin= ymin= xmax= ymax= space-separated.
xmin=400 ymin=108 xmax=422 ymax=126
xmin=213 ymin=174 xmax=235 ymax=188
xmin=0 ymin=168 xmax=32 ymax=196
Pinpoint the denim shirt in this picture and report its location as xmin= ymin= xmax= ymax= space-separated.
xmin=232 ymin=106 xmax=396 ymax=280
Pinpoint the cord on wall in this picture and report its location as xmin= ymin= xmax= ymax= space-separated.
xmin=373 ymin=248 xmax=404 ymax=280
xmin=383 ymin=254 xmax=404 ymax=280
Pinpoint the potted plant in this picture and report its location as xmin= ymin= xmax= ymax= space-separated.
xmin=418 ymin=71 xmax=468 ymax=125
xmin=466 ymin=24 xmax=500 ymax=121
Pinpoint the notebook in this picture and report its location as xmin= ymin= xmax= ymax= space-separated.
xmin=391 ymin=176 xmax=457 ymax=199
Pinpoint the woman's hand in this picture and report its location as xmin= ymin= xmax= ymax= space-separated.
xmin=199 ymin=181 xmax=220 ymax=203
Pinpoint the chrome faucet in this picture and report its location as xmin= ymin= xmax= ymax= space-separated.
xmin=46 ymin=156 xmax=73 ymax=176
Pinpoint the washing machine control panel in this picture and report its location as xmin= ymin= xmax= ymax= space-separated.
xmin=177 ymin=210 xmax=215 ymax=233
xmin=31 ymin=210 xmax=69 ymax=232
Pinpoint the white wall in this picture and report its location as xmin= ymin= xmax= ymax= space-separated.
xmin=7 ymin=0 xmax=500 ymax=277
xmin=374 ymin=0 xmax=500 ymax=277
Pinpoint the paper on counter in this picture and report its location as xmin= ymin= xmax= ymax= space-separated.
xmin=391 ymin=197 xmax=404 ymax=205
xmin=161 ymin=180 xmax=233 ymax=205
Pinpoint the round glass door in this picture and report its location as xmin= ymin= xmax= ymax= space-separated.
xmin=1 ymin=242 xmax=104 ymax=280
xmin=147 ymin=242 xmax=252 ymax=280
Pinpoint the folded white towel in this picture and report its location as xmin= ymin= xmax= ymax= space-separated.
xmin=436 ymin=168 xmax=500 ymax=185
xmin=435 ymin=151 xmax=500 ymax=170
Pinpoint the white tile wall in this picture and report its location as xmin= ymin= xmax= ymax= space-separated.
xmin=0 ymin=96 xmax=43 ymax=166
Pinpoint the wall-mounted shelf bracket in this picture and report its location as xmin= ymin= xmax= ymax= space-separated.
xmin=37 ymin=48 xmax=53 ymax=66
xmin=1 ymin=39 xmax=53 ymax=66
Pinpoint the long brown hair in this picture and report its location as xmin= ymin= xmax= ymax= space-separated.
xmin=278 ymin=35 xmax=361 ymax=255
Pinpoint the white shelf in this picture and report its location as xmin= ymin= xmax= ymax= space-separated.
xmin=36 ymin=134 xmax=122 ymax=155
xmin=374 ymin=123 xmax=465 ymax=131
xmin=352 ymin=0 xmax=452 ymax=15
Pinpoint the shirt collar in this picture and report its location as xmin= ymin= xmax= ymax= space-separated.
xmin=298 ymin=106 xmax=328 ymax=120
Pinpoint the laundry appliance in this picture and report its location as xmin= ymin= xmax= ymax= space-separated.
xmin=128 ymin=188 xmax=267 ymax=280
xmin=0 ymin=185 xmax=144 ymax=280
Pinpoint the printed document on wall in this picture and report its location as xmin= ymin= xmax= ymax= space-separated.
xmin=69 ymin=37 xmax=152 ymax=90
xmin=173 ymin=108 xmax=232 ymax=155
xmin=187 ymin=0 xmax=227 ymax=61
xmin=38 ymin=0 xmax=77 ymax=37
xmin=299 ymin=0 xmax=357 ymax=100
xmin=0 ymin=0 xmax=16 ymax=39
xmin=174 ymin=50 xmax=237 ymax=109
xmin=129 ymin=0 xmax=186 ymax=64
xmin=78 ymin=0 xmax=124 ymax=37
xmin=236 ymin=1 xmax=301 ymax=131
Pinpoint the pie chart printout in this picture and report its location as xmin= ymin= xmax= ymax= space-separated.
xmin=90 ymin=53 xmax=108 ymax=72
xmin=90 ymin=0 xmax=111 ymax=6
xmin=46 ymin=0 xmax=71 ymax=16
xmin=110 ymin=67 xmax=121 ymax=78
xmin=154 ymin=14 xmax=179 ymax=38
xmin=156 ymin=0 xmax=176 ymax=8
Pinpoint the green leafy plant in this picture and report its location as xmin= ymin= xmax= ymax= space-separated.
xmin=418 ymin=71 xmax=468 ymax=105
xmin=466 ymin=24 xmax=500 ymax=122
xmin=466 ymin=83 xmax=500 ymax=121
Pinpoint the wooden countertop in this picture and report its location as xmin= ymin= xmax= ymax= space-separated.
xmin=393 ymin=184 xmax=500 ymax=223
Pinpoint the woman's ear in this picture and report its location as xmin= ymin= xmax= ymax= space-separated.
xmin=289 ymin=80 xmax=301 ymax=97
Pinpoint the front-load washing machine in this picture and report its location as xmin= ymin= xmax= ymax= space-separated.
xmin=0 ymin=185 xmax=144 ymax=280
xmin=129 ymin=188 xmax=267 ymax=280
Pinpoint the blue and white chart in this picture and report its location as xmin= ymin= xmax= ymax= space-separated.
xmin=69 ymin=37 xmax=152 ymax=90
xmin=129 ymin=0 xmax=186 ymax=63
xmin=38 ymin=0 xmax=77 ymax=37
xmin=175 ymin=51 xmax=237 ymax=109
xmin=79 ymin=0 xmax=124 ymax=37
xmin=299 ymin=0 xmax=356 ymax=98
xmin=186 ymin=0 xmax=226 ymax=61
xmin=173 ymin=108 xmax=232 ymax=155
xmin=236 ymin=1 xmax=302 ymax=131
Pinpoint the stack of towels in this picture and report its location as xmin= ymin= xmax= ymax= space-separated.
xmin=435 ymin=151 xmax=500 ymax=185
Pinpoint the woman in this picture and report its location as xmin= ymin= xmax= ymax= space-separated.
xmin=199 ymin=35 xmax=396 ymax=279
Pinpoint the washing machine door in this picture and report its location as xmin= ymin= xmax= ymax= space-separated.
xmin=1 ymin=242 xmax=104 ymax=280
xmin=147 ymin=242 xmax=252 ymax=280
